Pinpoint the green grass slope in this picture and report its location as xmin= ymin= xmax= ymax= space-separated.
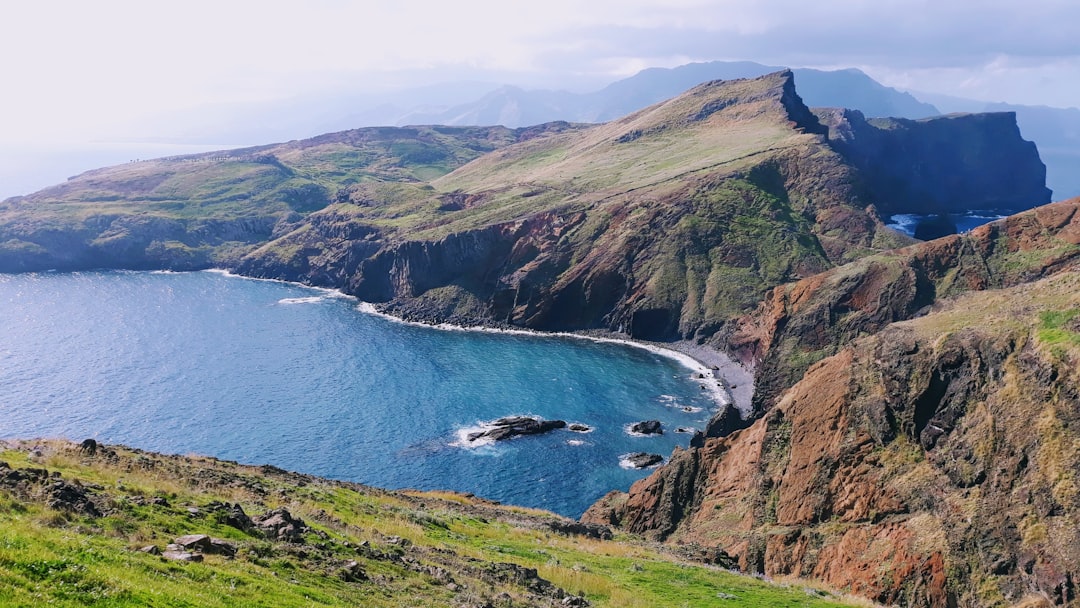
xmin=0 ymin=440 xmax=861 ymax=608
xmin=0 ymin=125 xmax=563 ymax=272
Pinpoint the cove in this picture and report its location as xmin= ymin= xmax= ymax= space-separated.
xmin=0 ymin=270 xmax=725 ymax=517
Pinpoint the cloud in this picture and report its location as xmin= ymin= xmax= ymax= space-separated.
xmin=1 ymin=0 xmax=1077 ymax=143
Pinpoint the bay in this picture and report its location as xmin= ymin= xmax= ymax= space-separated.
xmin=0 ymin=270 xmax=721 ymax=517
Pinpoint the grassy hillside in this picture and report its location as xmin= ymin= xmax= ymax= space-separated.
xmin=0 ymin=125 xmax=565 ymax=272
xmin=0 ymin=440 xmax=861 ymax=608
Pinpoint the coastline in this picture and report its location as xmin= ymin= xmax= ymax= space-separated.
xmin=203 ymin=268 xmax=752 ymax=413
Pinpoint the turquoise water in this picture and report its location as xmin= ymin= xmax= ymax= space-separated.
xmin=0 ymin=270 xmax=720 ymax=516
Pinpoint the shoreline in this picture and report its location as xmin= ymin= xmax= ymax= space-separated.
xmin=203 ymin=268 xmax=753 ymax=413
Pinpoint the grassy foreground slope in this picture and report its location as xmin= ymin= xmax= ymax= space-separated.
xmin=0 ymin=440 xmax=860 ymax=608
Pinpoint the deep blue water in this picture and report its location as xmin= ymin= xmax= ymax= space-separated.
xmin=0 ymin=270 xmax=721 ymax=517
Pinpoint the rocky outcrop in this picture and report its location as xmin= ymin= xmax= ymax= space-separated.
xmin=466 ymin=416 xmax=567 ymax=442
xmin=629 ymin=420 xmax=663 ymax=435
xmin=815 ymin=107 xmax=1051 ymax=217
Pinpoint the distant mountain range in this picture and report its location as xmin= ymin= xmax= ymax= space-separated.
xmin=395 ymin=61 xmax=940 ymax=127
xmin=192 ymin=60 xmax=1076 ymax=200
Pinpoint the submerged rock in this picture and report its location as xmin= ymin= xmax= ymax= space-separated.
xmin=467 ymin=416 xmax=567 ymax=442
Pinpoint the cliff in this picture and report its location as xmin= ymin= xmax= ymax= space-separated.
xmin=815 ymin=108 xmax=1051 ymax=217
xmin=585 ymin=200 xmax=1080 ymax=607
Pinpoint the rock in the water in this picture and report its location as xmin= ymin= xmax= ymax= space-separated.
xmin=629 ymin=420 xmax=663 ymax=435
xmin=567 ymin=423 xmax=592 ymax=432
xmin=675 ymin=427 xmax=696 ymax=434
xmin=624 ymin=452 xmax=663 ymax=469
xmin=467 ymin=416 xmax=567 ymax=442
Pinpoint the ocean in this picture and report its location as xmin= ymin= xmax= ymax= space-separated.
xmin=0 ymin=270 xmax=726 ymax=517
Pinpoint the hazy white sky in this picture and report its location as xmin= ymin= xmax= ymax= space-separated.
xmin=1 ymin=0 xmax=1077 ymax=144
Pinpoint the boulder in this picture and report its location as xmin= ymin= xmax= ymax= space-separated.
xmin=629 ymin=420 xmax=662 ymax=435
xmin=253 ymin=507 xmax=308 ymax=542
xmin=172 ymin=534 xmax=236 ymax=556
xmin=567 ymin=423 xmax=592 ymax=432
xmin=206 ymin=501 xmax=254 ymax=531
xmin=547 ymin=519 xmax=613 ymax=540
xmin=162 ymin=551 xmax=203 ymax=562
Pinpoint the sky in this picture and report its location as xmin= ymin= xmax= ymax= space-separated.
xmin=0 ymin=0 xmax=1077 ymax=195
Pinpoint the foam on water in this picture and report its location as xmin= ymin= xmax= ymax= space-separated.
xmin=277 ymin=296 xmax=327 ymax=305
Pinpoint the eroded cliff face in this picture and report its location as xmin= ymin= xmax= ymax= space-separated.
xmin=815 ymin=108 xmax=1052 ymax=217
xmin=727 ymin=198 xmax=1080 ymax=416
xmin=588 ymin=271 xmax=1080 ymax=606
xmin=586 ymin=203 xmax=1080 ymax=607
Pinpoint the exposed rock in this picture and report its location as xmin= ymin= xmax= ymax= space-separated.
xmin=629 ymin=420 xmax=663 ymax=435
xmin=690 ymin=403 xmax=750 ymax=447
xmin=467 ymin=417 xmax=567 ymax=442
xmin=623 ymin=453 xmax=663 ymax=469
xmin=44 ymin=479 xmax=101 ymax=517
xmin=162 ymin=551 xmax=203 ymax=562
xmin=546 ymin=519 xmax=613 ymax=540
xmin=171 ymin=534 xmax=236 ymax=557
xmin=206 ymin=501 xmax=254 ymax=531
xmin=252 ymin=508 xmax=308 ymax=542
xmin=138 ymin=545 xmax=160 ymax=555
xmin=480 ymin=562 xmax=562 ymax=598
xmin=567 ymin=423 xmax=591 ymax=432
xmin=338 ymin=559 xmax=367 ymax=582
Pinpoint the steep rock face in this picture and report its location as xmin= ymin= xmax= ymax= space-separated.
xmin=815 ymin=108 xmax=1051 ymax=216
xmin=587 ymin=270 xmax=1080 ymax=606
xmin=726 ymin=198 xmax=1080 ymax=415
